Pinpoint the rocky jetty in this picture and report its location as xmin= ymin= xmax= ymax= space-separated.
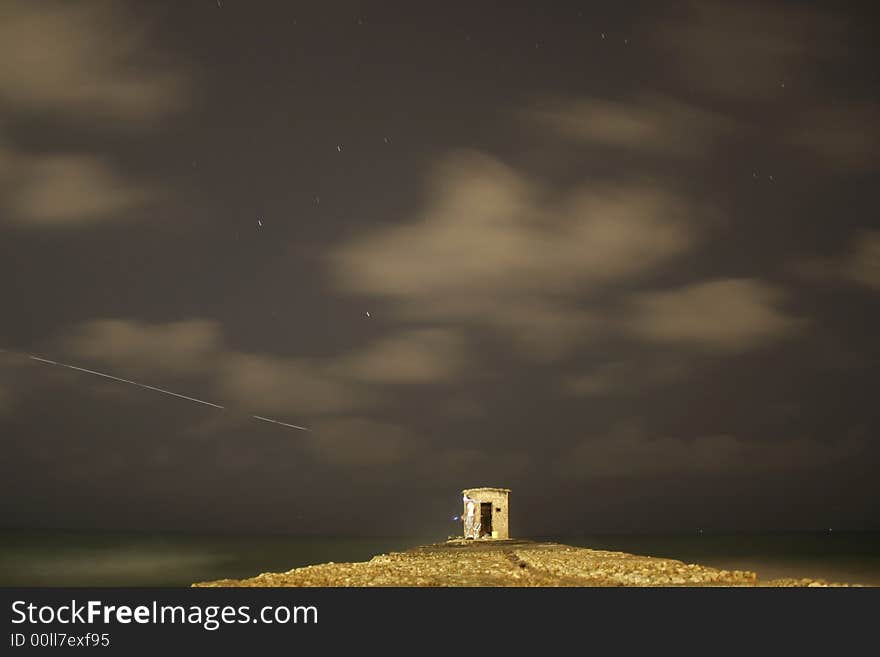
xmin=193 ymin=539 xmax=856 ymax=587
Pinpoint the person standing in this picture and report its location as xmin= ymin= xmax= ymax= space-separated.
xmin=463 ymin=494 xmax=481 ymax=539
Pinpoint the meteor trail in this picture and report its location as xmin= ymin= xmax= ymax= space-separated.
xmin=27 ymin=355 xmax=225 ymax=409
xmin=4 ymin=349 xmax=310 ymax=431
xmin=252 ymin=415 xmax=311 ymax=432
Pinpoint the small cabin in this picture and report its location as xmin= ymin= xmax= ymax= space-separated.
xmin=462 ymin=487 xmax=510 ymax=540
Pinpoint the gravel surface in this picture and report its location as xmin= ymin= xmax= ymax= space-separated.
xmin=193 ymin=540 xmax=858 ymax=587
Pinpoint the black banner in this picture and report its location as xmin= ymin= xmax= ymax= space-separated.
xmin=2 ymin=587 xmax=876 ymax=652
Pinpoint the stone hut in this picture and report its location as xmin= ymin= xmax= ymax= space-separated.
xmin=462 ymin=487 xmax=510 ymax=539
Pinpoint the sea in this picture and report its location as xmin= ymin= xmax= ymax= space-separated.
xmin=1 ymin=529 xmax=878 ymax=586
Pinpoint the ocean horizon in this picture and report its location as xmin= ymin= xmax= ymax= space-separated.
xmin=1 ymin=528 xmax=878 ymax=587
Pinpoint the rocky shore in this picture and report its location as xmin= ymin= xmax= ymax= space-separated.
xmin=193 ymin=539 xmax=856 ymax=587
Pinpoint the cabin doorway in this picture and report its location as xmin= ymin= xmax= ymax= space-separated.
xmin=480 ymin=502 xmax=493 ymax=537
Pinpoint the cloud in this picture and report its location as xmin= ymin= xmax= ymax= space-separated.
xmin=59 ymin=318 xmax=374 ymax=416
xmin=1 ymin=153 xmax=154 ymax=226
xmin=564 ymin=356 xmax=691 ymax=397
xmin=217 ymin=352 xmax=372 ymax=415
xmin=407 ymin=445 xmax=531 ymax=487
xmin=332 ymin=150 xmax=701 ymax=357
xmin=655 ymin=1 xmax=843 ymax=99
xmin=478 ymin=301 xmax=603 ymax=360
xmin=789 ymin=230 xmax=880 ymax=292
xmin=626 ymin=278 xmax=802 ymax=351
xmin=54 ymin=318 xmax=471 ymax=418
xmin=561 ymin=421 xmax=866 ymax=479
xmin=846 ymin=230 xmax=880 ymax=290
xmin=303 ymin=417 xmax=414 ymax=468
xmin=0 ymin=3 xmax=188 ymax=228
xmin=523 ymin=95 xmax=734 ymax=157
xmin=332 ymin=328 xmax=467 ymax=384
xmin=787 ymin=105 xmax=880 ymax=172
xmin=64 ymin=319 xmax=225 ymax=378
xmin=0 ymin=1 xmax=187 ymax=123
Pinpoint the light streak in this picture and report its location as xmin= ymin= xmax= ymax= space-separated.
xmin=3 ymin=349 xmax=310 ymax=431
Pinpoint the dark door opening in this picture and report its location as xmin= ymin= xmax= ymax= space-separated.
xmin=480 ymin=502 xmax=493 ymax=537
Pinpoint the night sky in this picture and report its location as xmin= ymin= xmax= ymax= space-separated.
xmin=1 ymin=1 xmax=877 ymax=537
